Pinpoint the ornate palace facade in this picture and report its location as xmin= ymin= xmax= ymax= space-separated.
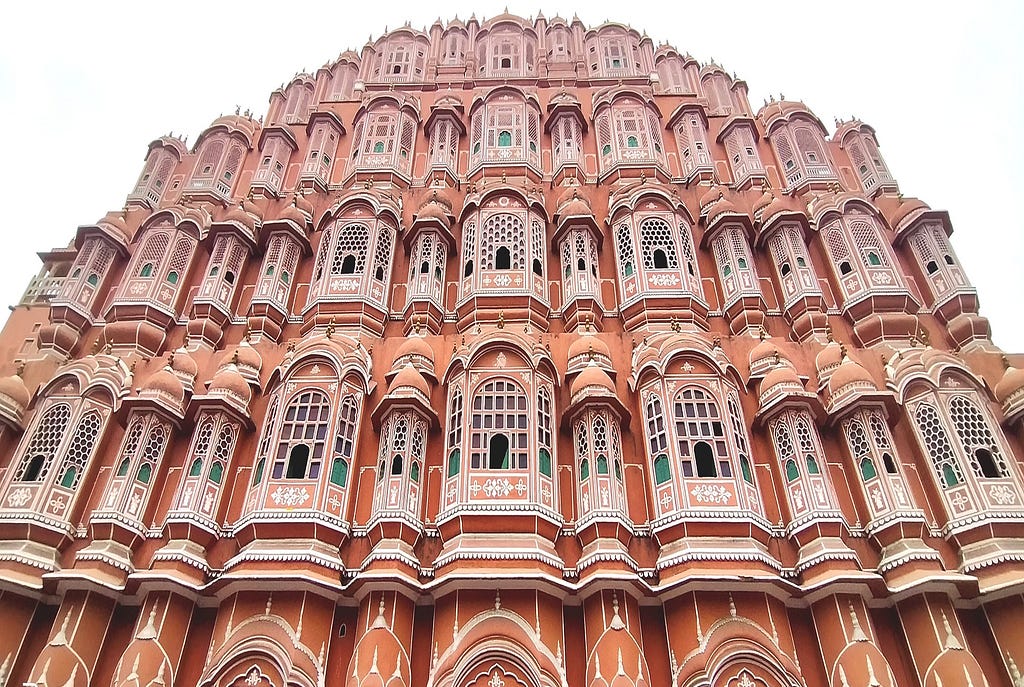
xmin=2 ymin=12 xmax=1024 ymax=687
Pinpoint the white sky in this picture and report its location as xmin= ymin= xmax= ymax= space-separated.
xmin=1 ymin=1 xmax=1021 ymax=350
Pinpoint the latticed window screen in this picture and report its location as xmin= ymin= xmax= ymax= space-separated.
xmin=373 ymin=224 xmax=395 ymax=282
xmin=134 ymin=419 xmax=169 ymax=485
xmin=914 ymin=403 xmax=964 ymax=488
xmin=673 ymin=388 xmax=731 ymax=478
xmin=190 ymin=419 xmax=216 ymax=475
xmin=57 ymin=411 xmax=102 ymax=490
xmin=794 ymin=127 xmax=825 ymax=164
xmin=775 ymin=133 xmax=796 ymax=169
xmin=335 ymin=396 xmax=359 ymax=460
xmin=15 ymin=403 xmax=72 ymax=482
xmin=552 ymin=116 xmax=582 ymax=165
xmin=645 ymin=395 xmax=668 ymax=454
xmin=447 ymin=387 xmax=464 ymax=477
xmin=330 ymin=223 xmax=370 ymax=274
xmin=771 ymin=418 xmax=799 ymax=482
xmin=273 ymin=390 xmax=332 ymax=480
xmin=639 ymin=217 xmax=679 ymax=269
xmin=470 ymin=379 xmax=528 ymax=470
xmin=481 ymin=214 xmax=525 ymax=270
xmin=850 ymin=220 xmax=889 ymax=267
xmin=166 ymin=237 xmax=195 ymax=283
xmin=195 ymin=140 xmax=224 ymax=177
xmin=136 ymin=233 xmax=171 ymax=278
xmin=825 ymin=226 xmax=853 ymax=265
xmin=616 ymin=222 xmax=636 ymax=279
xmin=948 ymin=395 xmax=1009 ymax=477
xmin=727 ymin=393 xmax=754 ymax=485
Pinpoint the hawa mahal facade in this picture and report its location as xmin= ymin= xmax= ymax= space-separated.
xmin=2 ymin=12 xmax=1024 ymax=687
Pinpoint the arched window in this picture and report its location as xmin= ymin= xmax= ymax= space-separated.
xmin=447 ymin=387 xmax=464 ymax=479
xmin=481 ymin=213 xmax=525 ymax=271
xmin=55 ymin=411 xmax=102 ymax=491
xmin=914 ymin=403 xmax=962 ymax=488
xmin=673 ymin=388 xmax=731 ymax=478
xmin=14 ymin=404 xmax=72 ymax=483
xmin=949 ymin=395 xmax=1008 ymax=478
xmin=470 ymin=379 xmax=528 ymax=470
xmin=639 ymin=217 xmax=679 ymax=270
xmin=274 ymin=390 xmax=332 ymax=480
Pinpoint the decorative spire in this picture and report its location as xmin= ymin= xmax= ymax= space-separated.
xmin=940 ymin=610 xmax=963 ymax=650
xmin=50 ymin=609 xmax=72 ymax=646
xmin=609 ymin=592 xmax=625 ymax=630
xmin=372 ymin=595 xmax=388 ymax=629
xmin=728 ymin=594 xmax=737 ymax=618
xmin=137 ymin=602 xmax=159 ymax=640
xmin=848 ymin=602 xmax=868 ymax=642
xmin=1007 ymin=652 xmax=1023 ymax=686
xmin=325 ymin=317 xmax=336 ymax=340
xmin=494 ymin=589 xmax=502 ymax=611
xmin=497 ymin=311 xmax=505 ymax=329
xmin=866 ymin=654 xmax=881 ymax=687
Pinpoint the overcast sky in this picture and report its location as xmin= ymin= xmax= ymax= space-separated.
xmin=1 ymin=1 xmax=1021 ymax=351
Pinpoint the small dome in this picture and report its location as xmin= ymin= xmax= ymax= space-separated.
xmin=706 ymin=193 xmax=739 ymax=224
xmin=396 ymin=335 xmax=434 ymax=364
xmin=170 ymin=347 xmax=198 ymax=379
xmin=224 ymin=202 xmax=256 ymax=231
xmin=415 ymin=201 xmax=451 ymax=228
xmin=568 ymin=334 xmax=611 ymax=363
xmin=828 ymin=353 xmax=876 ymax=396
xmin=0 ymin=372 xmax=31 ymax=410
xmin=233 ymin=340 xmax=263 ymax=376
xmin=209 ymin=364 xmax=252 ymax=404
xmin=96 ymin=211 xmax=129 ymax=241
xmin=762 ymin=194 xmax=796 ymax=227
xmin=143 ymin=365 xmax=184 ymax=402
xmin=995 ymin=361 xmax=1024 ymax=405
xmin=759 ymin=363 xmax=802 ymax=398
xmin=559 ymin=197 xmax=593 ymax=219
xmin=752 ymin=190 xmax=774 ymax=216
xmin=241 ymin=195 xmax=263 ymax=219
xmin=815 ymin=339 xmax=843 ymax=377
xmin=556 ymin=184 xmax=584 ymax=208
xmin=390 ymin=363 xmax=430 ymax=397
xmin=571 ymin=363 xmax=616 ymax=399
xmin=699 ymin=185 xmax=723 ymax=214
xmin=291 ymin=190 xmax=314 ymax=217
xmin=749 ymin=335 xmax=778 ymax=371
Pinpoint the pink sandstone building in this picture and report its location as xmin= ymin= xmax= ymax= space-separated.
xmin=1 ymin=12 xmax=1024 ymax=687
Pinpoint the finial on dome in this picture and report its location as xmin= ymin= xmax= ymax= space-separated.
xmin=325 ymin=317 xmax=336 ymax=340
xmin=670 ymin=316 xmax=681 ymax=332
xmin=728 ymin=594 xmax=737 ymax=618
xmin=759 ymin=325 xmax=766 ymax=341
xmin=839 ymin=342 xmax=848 ymax=360
xmin=414 ymin=317 xmax=422 ymax=334
xmin=494 ymin=589 xmax=501 ymax=610
xmin=497 ymin=311 xmax=505 ymax=329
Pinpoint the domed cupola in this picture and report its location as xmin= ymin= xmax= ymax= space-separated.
xmin=0 ymin=365 xmax=31 ymax=429
xmin=203 ymin=354 xmax=253 ymax=415
xmin=387 ymin=333 xmax=437 ymax=382
xmin=231 ymin=337 xmax=264 ymax=389
xmin=567 ymin=330 xmax=614 ymax=377
xmin=373 ymin=361 xmax=436 ymax=425
xmin=698 ymin=183 xmax=725 ymax=218
xmin=753 ymin=350 xmax=815 ymax=419
xmin=566 ymin=360 xmax=630 ymax=420
xmin=995 ymin=355 xmax=1024 ymax=425
xmin=137 ymin=360 xmax=187 ymax=419
xmin=814 ymin=331 xmax=844 ymax=391
xmin=823 ymin=344 xmax=883 ymax=416
xmin=748 ymin=327 xmax=779 ymax=378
